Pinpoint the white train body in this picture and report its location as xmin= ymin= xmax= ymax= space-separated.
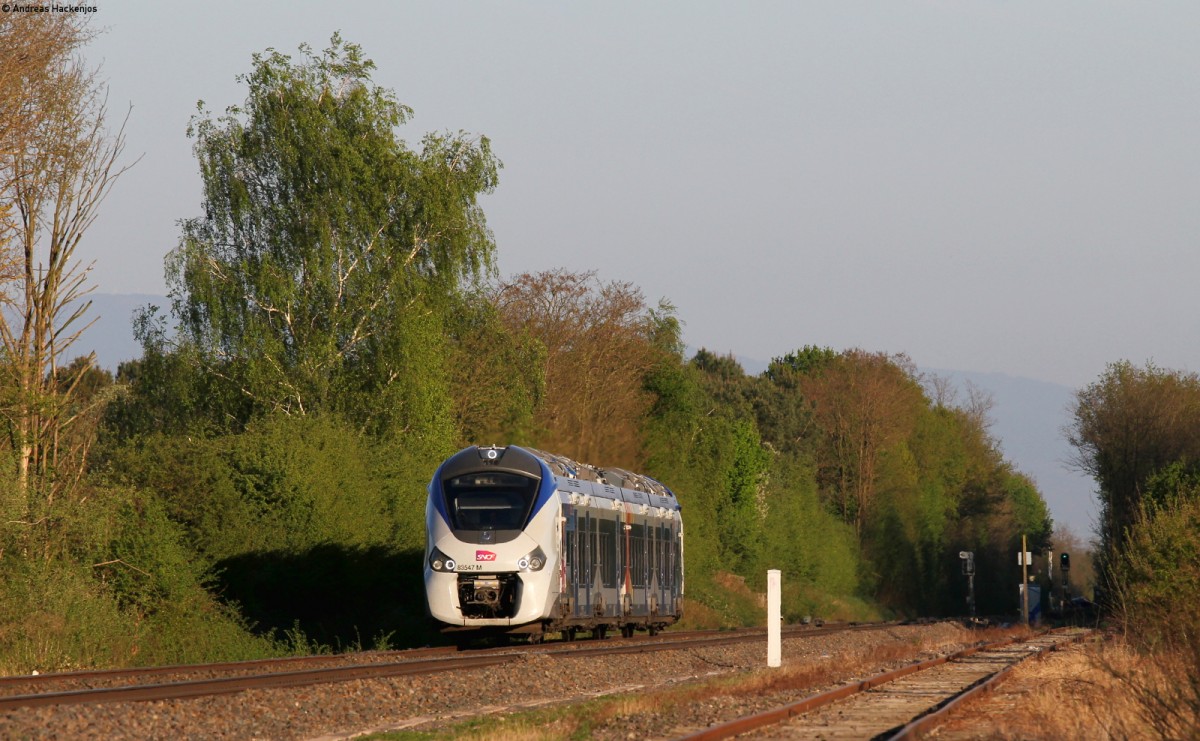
xmin=424 ymin=445 xmax=683 ymax=638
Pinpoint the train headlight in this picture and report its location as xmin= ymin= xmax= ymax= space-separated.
xmin=429 ymin=547 xmax=457 ymax=573
xmin=518 ymin=546 xmax=547 ymax=572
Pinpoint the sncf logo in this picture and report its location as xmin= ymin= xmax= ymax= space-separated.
xmin=475 ymin=550 xmax=497 ymax=562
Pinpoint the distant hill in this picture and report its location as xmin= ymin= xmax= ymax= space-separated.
xmin=927 ymin=369 xmax=1098 ymax=540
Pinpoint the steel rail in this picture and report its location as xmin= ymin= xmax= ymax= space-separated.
xmin=0 ymin=646 xmax=458 ymax=690
xmin=0 ymin=620 xmax=899 ymax=711
xmin=0 ymin=654 xmax=512 ymax=711
xmin=536 ymin=620 xmax=898 ymax=660
xmin=0 ymin=620 xmax=884 ymax=692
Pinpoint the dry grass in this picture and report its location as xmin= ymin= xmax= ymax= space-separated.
xmin=940 ymin=636 xmax=1199 ymax=740
xmin=985 ymin=643 xmax=1152 ymax=739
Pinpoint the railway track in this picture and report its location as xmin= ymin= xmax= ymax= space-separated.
xmin=675 ymin=627 xmax=1092 ymax=740
xmin=0 ymin=621 xmax=893 ymax=712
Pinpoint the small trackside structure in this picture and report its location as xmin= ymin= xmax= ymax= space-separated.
xmin=424 ymin=445 xmax=684 ymax=642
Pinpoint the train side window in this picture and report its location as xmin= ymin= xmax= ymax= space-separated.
xmin=598 ymin=517 xmax=617 ymax=588
xmin=630 ymin=523 xmax=646 ymax=588
xmin=657 ymin=524 xmax=667 ymax=587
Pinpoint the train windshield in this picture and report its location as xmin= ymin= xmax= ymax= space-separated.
xmin=443 ymin=472 xmax=540 ymax=531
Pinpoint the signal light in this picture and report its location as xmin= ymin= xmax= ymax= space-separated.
xmin=1060 ymin=552 xmax=1071 ymax=571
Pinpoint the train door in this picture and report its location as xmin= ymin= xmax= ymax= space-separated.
xmin=648 ymin=522 xmax=658 ymax=614
xmin=562 ymin=503 xmax=580 ymax=618
xmin=583 ymin=510 xmax=592 ymax=616
xmin=673 ymin=520 xmax=683 ymax=607
xmin=598 ymin=515 xmax=618 ymax=617
xmin=629 ymin=520 xmax=647 ymax=615
xmin=654 ymin=522 xmax=666 ymax=613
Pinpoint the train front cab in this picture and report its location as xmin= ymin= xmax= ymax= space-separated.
xmin=424 ymin=446 xmax=560 ymax=634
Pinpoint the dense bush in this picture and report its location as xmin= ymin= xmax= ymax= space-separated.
xmin=1105 ymin=492 xmax=1200 ymax=738
xmin=0 ymin=558 xmax=134 ymax=674
xmin=0 ymin=484 xmax=279 ymax=673
xmin=102 ymin=416 xmax=400 ymax=561
xmin=1115 ymin=494 xmax=1200 ymax=650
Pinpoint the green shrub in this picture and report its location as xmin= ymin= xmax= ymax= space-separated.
xmin=0 ymin=558 xmax=136 ymax=674
xmin=1115 ymin=495 xmax=1200 ymax=651
xmin=104 ymin=415 xmax=397 ymax=561
xmin=1106 ymin=493 xmax=1200 ymax=739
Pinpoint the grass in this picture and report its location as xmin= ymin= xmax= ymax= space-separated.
xmin=931 ymin=631 xmax=1199 ymax=740
xmin=941 ymin=638 xmax=1153 ymax=739
xmin=674 ymin=570 xmax=884 ymax=632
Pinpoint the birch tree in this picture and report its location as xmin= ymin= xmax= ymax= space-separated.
xmin=0 ymin=14 xmax=130 ymax=524
xmin=0 ymin=14 xmax=91 ymax=251
xmin=162 ymin=35 xmax=499 ymax=443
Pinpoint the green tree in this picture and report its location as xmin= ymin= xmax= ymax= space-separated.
xmin=717 ymin=418 xmax=770 ymax=572
xmin=494 ymin=269 xmax=659 ymax=467
xmin=750 ymin=346 xmax=836 ymax=457
xmin=104 ymin=415 xmax=393 ymax=561
xmin=766 ymin=345 xmax=838 ymax=381
xmin=445 ymin=291 xmax=543 ymax=447
xmin=801 ymin=350 xmax=926 ymax=536
xmin=159 ymin=34 xmax=499 ymax=441
xmin=1067 ymin=361 xmax=1200 ymax=563
xmin=1110 ymin=492 xmax=1200 ymax=738
xmin=690 ymin=349 xmax=752 ymax=418
xmin=759 ymin=456 xmax=860 ymax=604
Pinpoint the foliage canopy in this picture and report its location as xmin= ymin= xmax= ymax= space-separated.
xmin=160 ymin=34 xmax=500 ymax=439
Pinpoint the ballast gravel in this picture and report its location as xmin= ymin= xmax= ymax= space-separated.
xmin=0 ymin=622 xmax=979 ymax=740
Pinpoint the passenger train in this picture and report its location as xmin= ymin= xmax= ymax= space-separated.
xmin=424 ymin=445 xmax=684 ymax=641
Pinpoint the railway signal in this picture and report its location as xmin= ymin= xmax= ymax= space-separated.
xmin=1059 ymin=552 xmax=1071 ymax=603
xmin=958 ymin=551 xmax=975 ymax=618
xmin=1019 ymin=535 xmax=1030 ymax=626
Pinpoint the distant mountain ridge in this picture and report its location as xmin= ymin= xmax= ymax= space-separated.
xmin=927 ymin=368 xmax=1097 ymax=539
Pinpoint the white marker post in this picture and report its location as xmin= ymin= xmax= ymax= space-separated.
xmin=767 ymin=569 xmax=781 ymax=668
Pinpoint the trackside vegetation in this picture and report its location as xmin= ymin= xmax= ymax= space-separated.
xmin=1066 ymin=362 xmax=1200 ymax=736
xmin=0 ymin=29 xmax=1064 ymax=672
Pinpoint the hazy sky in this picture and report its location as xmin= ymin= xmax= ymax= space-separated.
xmin=80 ymin=1 xmax=1199 ymax=392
